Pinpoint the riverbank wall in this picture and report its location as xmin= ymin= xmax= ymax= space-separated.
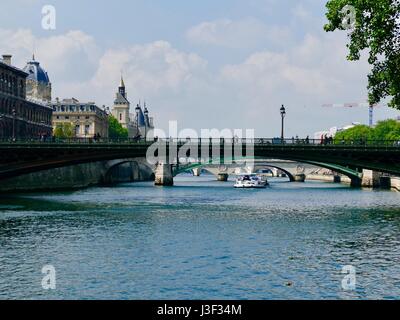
xmin=390 ymin=177 xmax=400 ymax=192
xmin=307 ymin=170 xmax=398 ymax=191
xmin=0 ymin=159 xmax=154 ymax=193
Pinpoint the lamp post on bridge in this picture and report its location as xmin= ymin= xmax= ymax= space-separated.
xmin=280 ymin=104 xmax=286 ymax=142
xmin=12 ymin=109 xmax=16 ymax=142
xmin=0 ymin=115 xmax=4 ymax=140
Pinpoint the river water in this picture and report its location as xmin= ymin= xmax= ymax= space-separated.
xmin=1 ymin=175 xmax=400 ymax=300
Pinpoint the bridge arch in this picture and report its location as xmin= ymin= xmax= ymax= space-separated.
xmin=177 ymin=165 xmax=298 ymax=181
xmin=252 ymin=164 xmax=295 ymax=182
xmin=173 ymin=156 xmax=361 ymax=183
xmin=102 ymin=158 xmax=154 ymax=185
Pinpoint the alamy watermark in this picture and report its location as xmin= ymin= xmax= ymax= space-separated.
xmin=145 ymin=121 xmax=255 ymax=166
xmin=340 ymin=5 xmax=356 ymax=30
xmin=341 ymin=265 xmax=356 ymax=291
xmin=41 ymin=265 xmax=56 ymax=290
xmin=41 ymin=5 xmax=56 ymax=30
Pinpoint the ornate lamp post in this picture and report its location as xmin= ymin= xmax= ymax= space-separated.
xmin=144 ymin=105 xmax=148 ymax=141
xmin=0 ymin=115 xmax=4 ymax=140
xmin=12 ymin=109 xmax=16 ymax=141
xmin=135 ymin=103 xmax=141 ymax=139
xmin=280 ymin=104 xmax=286 ymax=142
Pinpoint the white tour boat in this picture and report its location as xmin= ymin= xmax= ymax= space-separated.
xmin=234 ymin=174 xmax=269 ymax=189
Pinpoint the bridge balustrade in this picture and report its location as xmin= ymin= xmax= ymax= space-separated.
xmin=0 ymin=137 xmax=400 ymax=148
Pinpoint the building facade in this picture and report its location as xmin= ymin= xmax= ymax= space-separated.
xmin=0 ymin=54 xmax=53 ymax=139
xmin=51 ymin=98 xmax=109 ymax=138
xmin=111 ymin=77 xmax=154 ymax=138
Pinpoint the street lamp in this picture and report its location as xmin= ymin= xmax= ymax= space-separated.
xmin=144 ymin=105 xmax=148 ymax=142
xmin=280 ymin=104 xmax=286 ymax=141
xmin=12 ymin=109 xmax=16 ymax=141
xmin=0 ymin=115 xmax=4 ymax=140
xmin=135 ymin=103 xmax=141 ymax=139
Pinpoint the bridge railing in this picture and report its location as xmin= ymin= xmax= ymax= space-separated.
xmin=0 ymin=137 xmax=151 ymax=145
xmin=1 ymin=137 xmax=400 ymax=147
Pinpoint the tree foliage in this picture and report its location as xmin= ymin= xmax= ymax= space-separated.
xmin=335 ymin=119 xmax=400 ymax=142
xmin=108 ymin=115 xmax=129 ymax=139
xmin=324 ymin=0 xmax=400 ymax=108
xmin=334 ymin=124 xmax=373 ymax=142
xmin=53 ymin=123 xmax=75 ymax=138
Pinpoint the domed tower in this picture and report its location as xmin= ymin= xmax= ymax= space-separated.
xmin=23 ymin=55 xmax=52 ymax=103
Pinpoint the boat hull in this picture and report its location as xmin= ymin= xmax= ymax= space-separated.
xmin=234 ymin=185 xmax=267 ymax=189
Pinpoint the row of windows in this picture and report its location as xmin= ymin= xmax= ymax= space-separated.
xmin=0 ymin=118 xmax=52 ymax=138
xmin=0 ymin=70 xmax=26 ymax=98
xmin=52 ymin=105 xmax=98 ymax=112
xmin=0 ymin=97 xmax=52 ymax=125
xmin=55 ymin=115 xmax=91 ymax=120
xmin=74 ymin=124 xmax=91 ymax=135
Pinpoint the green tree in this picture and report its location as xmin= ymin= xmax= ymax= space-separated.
xmin=334 ymin=124 xmax=373 ymax=143
xmin=53 ymin=123 xmax=75 ymax=138
xmin=373 ymin=119 xmax=400 ymax=140
xmin=108 ymin=115 xmax=129 ymax=139
xmin=324 ymin=0 xmax=400 ymax=108
xmin=335 ymin=119 xmax=400 ymax=143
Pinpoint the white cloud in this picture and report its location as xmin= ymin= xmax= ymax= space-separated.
xmin=221 ymin=44 xmax=333 ymax=99
xmin=50 ymin=39 xmax=211 ymax=128
xmin=0 ymin=28 xmax=100 ymax=83
xmin=1 ymin=25 xmax=396 ymax=137
xmin=186 ymin=18 xmax=291 ymax=49
xmin=91 ymin=41 xmax=207 ymax=97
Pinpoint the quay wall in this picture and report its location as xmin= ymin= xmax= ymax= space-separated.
xmin=390 ymin=177 xmax=400 ymax=192
xmin=307 ymin=172 xmax=398 ymax=191
xmin=0 ymin=160 xmax=154 ymax=193
xmin=306 ymin=174 xmax=351 ymax=184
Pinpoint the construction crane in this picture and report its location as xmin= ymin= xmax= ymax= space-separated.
xmin=322 ymin=102 xmax=384 ymax=127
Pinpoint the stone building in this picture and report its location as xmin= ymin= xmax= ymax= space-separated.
xmin=0 ymin=54 xmax=53 ymax=139
xmin=111 ymin=77 xmax=154 ymax=138
xmin=23 ymin=55 xmax=52 ymax=103
xmin=50 ymin=98 xmax=109 ymax=138
xmin=134 ymin=101 xmax=154 ymax=139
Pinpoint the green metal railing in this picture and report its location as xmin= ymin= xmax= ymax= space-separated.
xmin=0 ymin=137 xmax=400 ymax=147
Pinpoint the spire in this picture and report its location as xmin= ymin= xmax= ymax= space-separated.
xmin=118 ymin=75 xmax=126 ymax=98
xmin=119 ymin=75 xmax=125 ymax=88
xmin=32 ymin=40 xmax=36 ymax=62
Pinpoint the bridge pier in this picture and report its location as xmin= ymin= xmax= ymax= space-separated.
xmin=192 ymin=168 xmax=201 ymax=177
xmin=217 ymin=173 xmax=229 ymax=182
xmin=380 ymin=176 xmax=391 ymax=189
xmin=360 ymin=170 xmax=392 ymax=189
xmin=361 ymin=170 xmax=383 ymax=188
xmin=350 ymin=177 xmax=362 ymax=188
xmin=155 ymin=163 xmax=174 ymax=186
xmin=293 ymin=174 xmax=306 ymax=182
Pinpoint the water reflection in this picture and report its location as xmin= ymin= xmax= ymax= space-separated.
xmin=1 ymin=177 xmax=400 ymax=299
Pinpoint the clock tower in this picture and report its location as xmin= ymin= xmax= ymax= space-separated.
xmin=112 ymin=76 xmax=130 ymax=128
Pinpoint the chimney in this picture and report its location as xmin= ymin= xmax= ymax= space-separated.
xmin=2 ymin=55 xmax=12 ymax=66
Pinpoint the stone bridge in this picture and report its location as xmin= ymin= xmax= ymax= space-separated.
xmin=1 ymin=138 xmax=400 ymax=187
xmin=181 ymin=160 xmax=321 ymax=182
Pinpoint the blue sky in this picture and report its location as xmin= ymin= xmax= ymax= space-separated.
xmin=1 ymin=0 xmax=399 ymax=137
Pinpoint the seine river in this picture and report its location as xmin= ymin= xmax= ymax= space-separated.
xmin=1 ymin=175 xmax=400 ymax=300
